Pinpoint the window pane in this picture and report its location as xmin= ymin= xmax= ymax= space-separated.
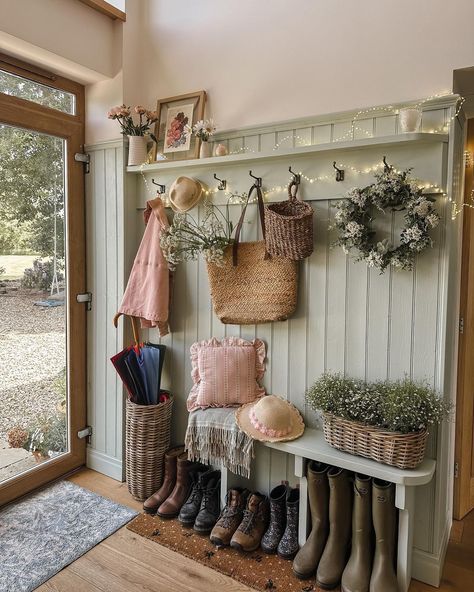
xmin=0 ymin=69 xmax=75 ymax=115
xmin=0 ymin=124 xmax=68 ymax=482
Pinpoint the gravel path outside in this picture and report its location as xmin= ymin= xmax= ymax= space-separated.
xmin=0 ymin=288 xmax=66 ymax=443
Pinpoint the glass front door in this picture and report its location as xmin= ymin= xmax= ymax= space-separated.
xmin=0 ymin=60 xmax=86 ymax=504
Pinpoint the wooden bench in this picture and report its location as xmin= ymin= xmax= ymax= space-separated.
xmin=260 ymin=428 xmax=436 ymax=592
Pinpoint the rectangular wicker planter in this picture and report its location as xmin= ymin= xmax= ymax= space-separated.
xmin=322 ymin=413 xmax=428 ymax=469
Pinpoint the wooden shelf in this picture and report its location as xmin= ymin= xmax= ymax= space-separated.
xmin=262 ymin=427 xmax=436 ymax=486
xmin=127 ymin=133 xmax=448 ymax=174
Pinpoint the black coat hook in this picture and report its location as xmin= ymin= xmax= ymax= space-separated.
xmin=152 ymin=179 xmax=166 ymax=194
xmin=383 ymin=156 xmax=392 ymax=172
xmin=289 ymin=166 xmax=301 ymax=185
xmin=333 ymin=161 xmax=345 ymax=182
xmin=249 ymin=170 xmax=262 ymax=187
xmin=213 ymin=173 xmax=227 ymax=191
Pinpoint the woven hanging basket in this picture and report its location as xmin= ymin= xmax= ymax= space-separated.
xmin=125 ymin=394 xmax=173 ymax=501
xmin=322 ymin=413 xmax=428 ymax=469
xmin=264 ymin=181 xmax=314 ymax=260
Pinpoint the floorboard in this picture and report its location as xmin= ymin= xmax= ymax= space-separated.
xmin=34 ymin=468 xmax=473 ymax=592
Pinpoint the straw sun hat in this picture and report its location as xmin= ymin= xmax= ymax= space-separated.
xmin=236 ymin=395 xmax=305 ymax=443
xmin=169 ymin=176 xmax=203 ymax=212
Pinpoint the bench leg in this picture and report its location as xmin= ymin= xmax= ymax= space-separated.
xmin=294 ymin=455 xmax=309 ymax=547
xmin=395 ymin=484 xmax=416 ymax=592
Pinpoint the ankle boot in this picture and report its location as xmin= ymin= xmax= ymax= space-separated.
xmin=143 ymin=446 xmax=184 ymax=514
xmin=261 ymin=484 xmax=288 ymax=554
xmin=230 ymin=492 xmax=270 ymax=552
xmin=341 ymin=474 xmax=373 ymax=592
xmin=210 ymin=488 xmax=250 ymax=547
xmin=293 ymin=461 xmax=330 ymax=579
xmin=156 ymin=455 xmax=206 ymax=518
xmin=370 ymin=480 xmax=398 ymax=592
xmin=316 ymin=468 xmax=353 ymax=590
xmin=278 ymin=487 xmax=300 ymax=559
xmin=178 ymin=468 xmax=210 ymax=526
xmin=194 ymin=471 xmax=221 ymax=533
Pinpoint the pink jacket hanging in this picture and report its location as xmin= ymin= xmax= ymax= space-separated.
xmin=117 ymin=197 xmax=172 ymax=337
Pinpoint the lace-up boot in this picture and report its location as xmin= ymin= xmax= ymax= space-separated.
xmin=230 ymin=492 xmax=269 ymax=552
xmin=193 ymin=471 xmax=221 ymax=533
xmin=210 ymin=488 xmax=250 ymax=546
xmin=178 ymin=468 xmax=211 ymax=526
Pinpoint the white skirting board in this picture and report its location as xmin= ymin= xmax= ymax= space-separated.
xmin=412 ymin=518 xmax=451 ymax=587
xmin=86 ymin=448 xmax=124 ymax=482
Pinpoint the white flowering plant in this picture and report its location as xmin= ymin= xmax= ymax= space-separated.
xmin=160 ymin=202 xmax=233 ymax=270
xmin=306 ymin=372 xmax=451 ymax=434
xmin=185 ymin=118 xmax=217 ymax=142
xmin=332 ymin=168 xmax=440 ymax=272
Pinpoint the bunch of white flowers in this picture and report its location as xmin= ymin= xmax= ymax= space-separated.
xmin=186 ymin=118 xmax=217 ymax=141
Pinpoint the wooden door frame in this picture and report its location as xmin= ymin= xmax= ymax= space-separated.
xmin=454 ymin=118 xmax=474 ymax=519
xmin=0 ymin=62 xmax=87 ymax=506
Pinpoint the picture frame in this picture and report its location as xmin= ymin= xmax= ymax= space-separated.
xmin=152 ymin=90 xmax=206 ymax=162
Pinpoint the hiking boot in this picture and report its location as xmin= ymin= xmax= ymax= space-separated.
xmin=178 ymin=468 xmax=211 ymax=526
xmin=210 ymin=488 xmax=250 ymax=547
xmin=193 ymin=470 xmax=221 ymax=534
xmin=230 ymin=492 xmax=269 ymax=552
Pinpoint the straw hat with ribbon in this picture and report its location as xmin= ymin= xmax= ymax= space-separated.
xmin=169 ymin=176 xmax=203 ymax=212
xmin=236 ymin=395 xmax=305 ymax=443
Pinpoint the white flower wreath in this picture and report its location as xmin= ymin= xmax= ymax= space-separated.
xmin=333 ymin=168 xmax=440 ymax=272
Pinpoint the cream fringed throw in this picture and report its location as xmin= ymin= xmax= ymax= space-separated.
xmin=185 ymin=408 xmax=254 ymax=478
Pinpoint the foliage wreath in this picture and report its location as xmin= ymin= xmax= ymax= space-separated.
xmin=332 ymin=168 xmax=440 ymax=272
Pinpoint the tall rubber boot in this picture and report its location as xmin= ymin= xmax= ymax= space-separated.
xmin=370 ymin=479 xmax=398 ymax=592
xmin=341 ymin=474 xmax=373 ymax=592
xmin=316 ymin=467 xmax=353 ymax=590
xmin=292 ymin=461 xmax=330 ymax=579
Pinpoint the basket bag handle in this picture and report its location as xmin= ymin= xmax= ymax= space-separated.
xmin=232 ymin=183 xmax=269 ymax=266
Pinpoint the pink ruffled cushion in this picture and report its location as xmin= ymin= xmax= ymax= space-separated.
xmin=187 ymin=337 xmax=266 ymax=411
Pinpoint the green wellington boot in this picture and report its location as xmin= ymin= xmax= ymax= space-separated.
xmin=341 ymin=474 xmax=373 ymax=592
xmin=370 ymin=480 xmax=398 ymax=592
xmin=316 ymin=467 xmax=353 ymax=590
xmin=292 ymin=461 xmax=330 ymax=579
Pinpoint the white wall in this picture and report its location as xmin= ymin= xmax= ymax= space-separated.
xmin=136 ymin=0 xmax=474 ymax=130
xmin=0 ymin=0 xmax=119 ymax=81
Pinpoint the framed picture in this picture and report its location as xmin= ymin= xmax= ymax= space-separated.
xmin=152 ymin=90 xmax=206 ymax=161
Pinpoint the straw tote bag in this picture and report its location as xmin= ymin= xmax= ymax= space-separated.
xmin=207 ymin=184 xmax=298 ymax=324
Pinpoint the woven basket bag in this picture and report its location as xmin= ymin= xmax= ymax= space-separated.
xmin=207 ymin=183 xmax=298 ymax=324
xmin=125 ymin=394 xmax=173 ymax=501
xmin=322 ymin=413 xmax=428 ymax=469
xmin=265 ymin=180 xmax=314 ymax=260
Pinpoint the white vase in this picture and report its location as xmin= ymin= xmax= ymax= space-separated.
xmin=127 ymin=135 xmax=148 ymax=166
xmin=199 ymin=141 xmax=212 ymax=159
xmin=399 ymin=108 xmax=422 ymax=133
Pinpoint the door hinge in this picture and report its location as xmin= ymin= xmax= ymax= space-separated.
xmin=78 ymin=426 xmax=92 ymax=443
xmin=76 ymin=292 xmax=92 ymax=311
xmin=74 ymin=151 xmax=90 ymax=174
xmin=459 ymin=317 xmax=464 ymax=334
xmin=454 ymin=461 xmax=459 ymax=478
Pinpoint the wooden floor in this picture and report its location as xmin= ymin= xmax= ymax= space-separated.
xmin=35 ymin=468 xmax=473 ymax=592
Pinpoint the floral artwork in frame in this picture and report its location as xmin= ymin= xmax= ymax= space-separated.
xmin=152 ymin=91 xmax=206 ymax=161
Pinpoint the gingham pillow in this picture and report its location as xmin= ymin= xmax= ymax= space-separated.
xmin=186 ymin=337 xmax=266 ymax=411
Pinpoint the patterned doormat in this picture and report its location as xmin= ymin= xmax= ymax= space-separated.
xmin=0 ymin=480 xmax=138 ymax=592
xmin=128 ymin=513 xmax=335 ymax=592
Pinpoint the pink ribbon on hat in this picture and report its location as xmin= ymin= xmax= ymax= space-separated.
xmin=249 ymin=407 xmax=291 ymax=438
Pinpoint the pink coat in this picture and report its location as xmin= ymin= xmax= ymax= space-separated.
xmin=118 ymin=197 xmax=172 ymax=336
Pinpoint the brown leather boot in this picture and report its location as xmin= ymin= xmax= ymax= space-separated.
xmin=143 ymin=446 xmax=184 ymax=514
xmin=341 ymin=474 xmax=373 ymax=592
xmin=293 ymin=461 xmax=330 ymax=579
xmin=369 ymin=480 xmax=398 ymax=592
xmin=210 ymin=488 xmax=250 ymax=547
xmin=230 ymin=492 xmax=269 ymax=552
xmin=156 ymin=455 xmax=206 ymax=518
xmin=316 ymin=468 xmax=353 ymax=589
